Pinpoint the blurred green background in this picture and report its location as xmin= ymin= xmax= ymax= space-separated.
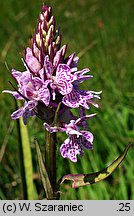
xmin=0 ymin=0 xmax=134 ymax=200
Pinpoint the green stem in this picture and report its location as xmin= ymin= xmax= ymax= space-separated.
xmin=45 ymin=129 xmax=59 ymax=199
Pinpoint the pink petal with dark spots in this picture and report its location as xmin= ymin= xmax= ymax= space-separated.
xmin=26 ymin=47 xmax=41 ymax=74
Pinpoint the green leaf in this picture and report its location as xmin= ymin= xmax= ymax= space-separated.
xmin=19 ymin=115 xmax=37 ymax=199
xmin=34 ymin=138 xmax=54 ymax=199
xmin=59 ymin=144 xmax=133 ymax=188
xmin=17 ymin=100 xmax=37 ymax=200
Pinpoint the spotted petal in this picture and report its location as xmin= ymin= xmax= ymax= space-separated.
xmin=75 ymin=68 xmax=93 ymax=83
xmin=25 ymin=47 xmax=41 ymax=74
xmin=62 ymin=89 xmax=91 ymax=109
xmin=56 ymin=64 xmax=77 ymax=95
xmin=11 ymin=101 xmax=36 ymax=125
xmin=66 ymin=53 xmax=75 ymax=67
xmin=33 ymin=42 xmax=41 ymax=60
xmin=60 ymin=137 xmax=83 ymax=162
xmin=62 ymin=87 xmax=99 ymax=109
xmin=70 ymin=56 xmax=79 ymax=69
xmin=53 ymin=49 xmax=62 ymax=68
xmin=18 ymin=71 xmax=32 ymax=86
xmin=44 ymin=56 xmax=53 ymax=78
xmin=39 ymin=85 xmax=50 ymax=106
xmin=81 ymin=131 xmax=94 ymax=149
xmin=22 ymin=109 xmax=35 ymax=125
xmin=11 ymin=69 xmax=22 ymax=82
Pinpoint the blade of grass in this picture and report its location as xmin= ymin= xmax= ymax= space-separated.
xmin=17 ymin=101 xmax=37 ymax=200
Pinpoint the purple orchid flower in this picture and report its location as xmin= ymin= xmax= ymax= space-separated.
xmin=44 ymin=113 xmax=96 ymax=162
xmin=3 ymin=4 xmax=102 ymax=163
xmin=3 ymin=66 xmax=50 ymax=124
xmin=43 ymin=55 xmax=77 ymax=100
xmin=4 ymin=68 xmax=50 ymax=105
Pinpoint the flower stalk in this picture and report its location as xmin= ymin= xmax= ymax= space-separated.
xmin=45 ymin=130 xmax=58 ymax=199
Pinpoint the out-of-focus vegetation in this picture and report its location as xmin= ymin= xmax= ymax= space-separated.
xmin=0 ymin=0 xmax=134 ymax=200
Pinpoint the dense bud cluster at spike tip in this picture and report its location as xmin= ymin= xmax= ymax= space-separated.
xmin=3 ymin=4 xmax=102 ymax=162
